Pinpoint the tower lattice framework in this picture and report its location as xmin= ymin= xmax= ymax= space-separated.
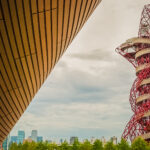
xmin=116 ymin=4 xmax=150 ymax=142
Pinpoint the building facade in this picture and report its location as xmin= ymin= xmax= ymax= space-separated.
xmin=37 ymin=136 xmax=43 ymax=142
xmin=70 ymin=137 xmax=78 ymax=145
xmin=2 ymin=135 xmax=10 ymax=150
xmin=110 ymin=136 xmax=117 ymax=145
xmin=2 ymin=137 xmax=8 ymax=150
xmin=0 ymin=0 xmax=102 ymax=144
xmin=17 ymin=131 xmax=25 ymax=144
xmin=10 ymin=136 xmax=17 ymax=145
xmin=31 ymin=130 xmax=38 ymax=142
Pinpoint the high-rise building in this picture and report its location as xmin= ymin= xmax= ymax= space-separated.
xmin=60 ymin=139 xmax=63 ymax=144
xmin=2 ymin=138 xmax=8 ymax=150
xmin=23 ymin=137 xmax=33 ymax=143
xmin=90 ymin=137 xmax=96 ymax=144
xmin=70 ymin=137 xmax=78 ymax=145
xmin=31 ymin=130 xmax=38 ymax=142
xmin=10 ymin=136 xmax=17 ymax=144
xmin=37 ymin=136 xmax=43 ymax=142
xmin=101 ymin=136 xmax=107 ymax=146
xmin=47 ymin=140 xmax=52 ymax=143
xmin=2 ymin=135 xmax=10 ymax=150
xmin=110 ymin=136 xmax=117 ymax=145
xmin=17 ymin=131 xmax=25 ymax=144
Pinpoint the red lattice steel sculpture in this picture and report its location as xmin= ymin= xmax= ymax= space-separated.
xmin=116 ymin=4 xmax=150 ymax=142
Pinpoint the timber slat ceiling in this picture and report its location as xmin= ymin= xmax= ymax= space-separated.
xmin=0 ymin=0 xmax=101 ymax=143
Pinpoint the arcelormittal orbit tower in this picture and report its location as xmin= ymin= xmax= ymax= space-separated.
xmin=116 ymin=4 xmax=150 ymax=142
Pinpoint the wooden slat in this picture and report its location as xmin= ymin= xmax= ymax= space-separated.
xmin=32 ymin=14 xmax=44 ymax=85
xmin=0 ymin=109 xmax=13 ymax=129
xmin=51 ymin=1 xmax=57 ymax=68
xmin=62 ymin=0 xmax=77 ymax=56
xmin=0 ymin=0 xmax=101 ymax=143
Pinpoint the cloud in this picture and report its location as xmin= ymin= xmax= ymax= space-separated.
xmin=69 ymin=49 xmax=112 ymax=61
xmin=10 ymin=0 xmax=149 ymax=141
xmin=12 ymin=101 xmax=131 ymax=140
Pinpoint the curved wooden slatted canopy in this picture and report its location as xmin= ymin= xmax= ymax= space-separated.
xmin=0 ymin=0 xmax=101 ymax=143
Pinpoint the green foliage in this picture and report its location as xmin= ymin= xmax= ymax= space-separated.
xmin=92 ymin=139 xmax=103 ymax=150
xmin=104 ymin=141 xmax=116 ymax=150
xmin=72 ymin=138 xmax=80 ymax=150
xmin=80 ymin=140 xmax=92 ymax=150
xmin=21 ymin=142 xmax=30 ymax=150
xmin=9 ymin=143 xmax=18 ymax=150
xmin=59 ymin=140 xmax=71 ymax=150
xmin=27 ymin=142 xmax=36 ymax=150
xmin=131 ymin=137 xmax=148 ymax=150
xmin=9 ymin=137 xmax=150 ymax=150
xmin=35 ymin=142 xmax=49 ymax=150
xmin=117 ymin=139 xmax=130 ymax=150
xmin=49 ymin=143 xmax=58 ymax=150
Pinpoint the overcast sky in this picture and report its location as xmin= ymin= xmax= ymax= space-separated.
xmin=11 ymin=0 xmax=150 ymax=141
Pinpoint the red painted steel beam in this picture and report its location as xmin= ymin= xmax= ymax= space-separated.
xmin=116 ymin=4 xmax=150 ymax=142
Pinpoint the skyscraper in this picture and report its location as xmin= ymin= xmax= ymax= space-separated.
xmin=31 ymin=130 xmax=38 ymax=142
xmin=10 ymin=136 xmax=17 ymax=144
xmin=37 ymin=136 xmax=43 ymax=142
xmin=70 ymin=137 xmax=78 ymax=145
xmin=17 ymin=131 xmax=25 ymax=144
xmin=110 ymin=136 xmax=117 ymax=145
xmin=2 ymin=136 xmax=9 ymax=150
xmin=2 ymin=139 xmax=7 ymax=150
xmin=60 ymin=139 xmax=63 ymax=144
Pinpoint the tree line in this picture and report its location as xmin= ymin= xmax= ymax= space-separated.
xmin=9 ymin=137 xmax=150 ymax=150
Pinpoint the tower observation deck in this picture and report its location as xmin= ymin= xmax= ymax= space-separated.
xmin=116 ymin=4 xmax=150 ymax=142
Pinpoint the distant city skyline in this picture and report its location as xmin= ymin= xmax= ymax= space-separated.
xmin=10 ymin=133 xmax=109 ymax=143
xmin=31 ymin=130 xmax=38 ymax=142
xmin=10 ymin=0 xmax=149 ymax=140
xmin=3 ymin=132 xmax=117 ymax=150
xmin=9 ymin=129 xmax=115 ymax=145
xmin=17 ymin=131 xmax=25 ymax=144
